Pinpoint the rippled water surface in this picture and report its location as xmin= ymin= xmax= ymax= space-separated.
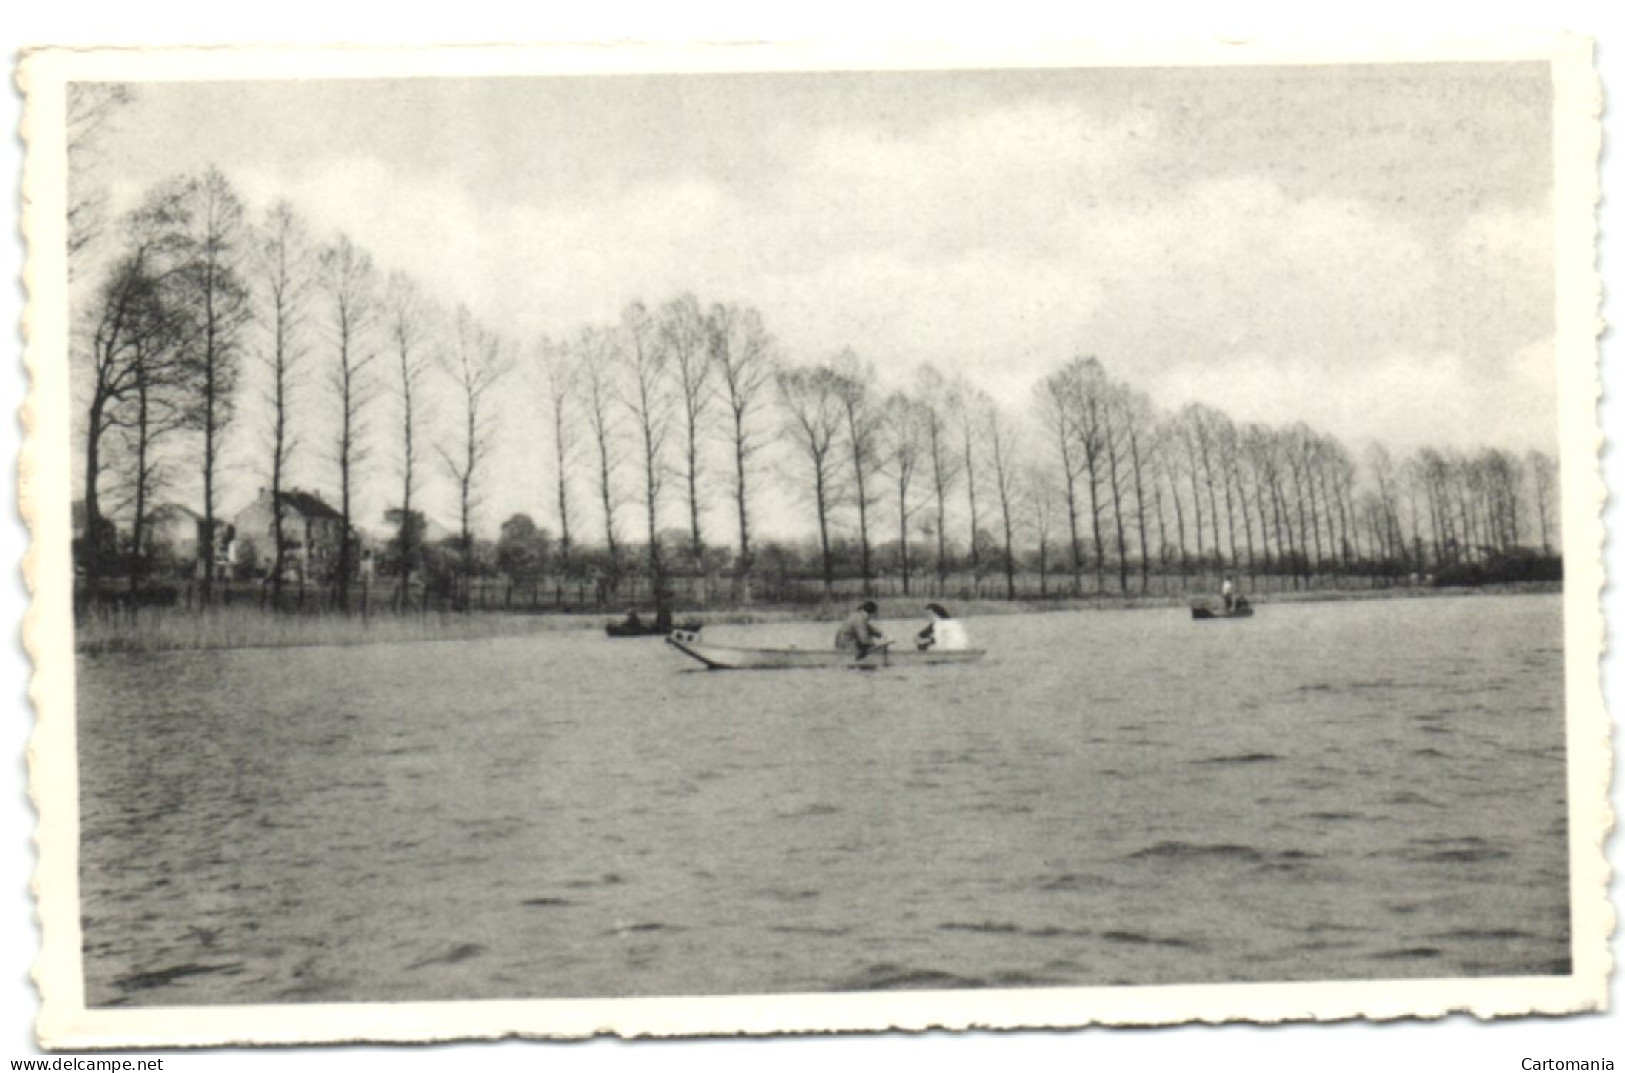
xmin=76 ymin=593 xmax=1570 ymax=1005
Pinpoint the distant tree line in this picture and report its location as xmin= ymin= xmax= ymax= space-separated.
xmin=72 ymin=144 xmax=1562 ymax=615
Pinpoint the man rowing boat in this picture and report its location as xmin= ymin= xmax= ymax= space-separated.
xmin=834 ymin=600 xmax=887 ymax=657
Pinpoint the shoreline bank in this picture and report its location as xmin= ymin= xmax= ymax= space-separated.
xmin=71 ymin=581 xmax=1562 ymax=655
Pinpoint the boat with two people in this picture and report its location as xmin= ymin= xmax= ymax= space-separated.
xmin=606 ymin=607 xmax=703 ymax=638
xmin=665 ymin=601 xmax=985 ymax=670
xmin=1191 ymin=575 xmax=1254 ymax=620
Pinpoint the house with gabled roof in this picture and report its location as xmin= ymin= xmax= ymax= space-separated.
xmin=232 ymin=487 xmax=346 ymax=583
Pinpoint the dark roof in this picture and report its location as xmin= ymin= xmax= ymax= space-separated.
xmin=277 ymin=490 xmax=343 ymax=521
xmin=147 ymin=502 xmax=202 ymax=522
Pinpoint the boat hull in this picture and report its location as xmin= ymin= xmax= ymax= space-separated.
xmin=1191 ymin=605 xmax=1254 ymax=620
xmin=606 ymin=620 xmax=703 ymax=638
xmin=665 ymin=634 xmax=986 ymax=670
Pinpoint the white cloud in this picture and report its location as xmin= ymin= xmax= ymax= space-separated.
xmin=80 ymin=74 xmax=1560 ymax=536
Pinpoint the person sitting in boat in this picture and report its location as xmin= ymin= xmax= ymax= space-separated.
xmin=620 ymin=609 xmax=644 ymax=630
xmin=834 ymin=600 xmax=886 ymax=657
xmin=1221 ymin=574 xmax=1236 ymax=612
xmin=916 ymin=602 xmax=969 ymax=650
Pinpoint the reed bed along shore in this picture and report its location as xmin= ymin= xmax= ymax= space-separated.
xmin=72 ymin=603 xmax=582 ymax=656
xmin=71 ymin=581 xmax=1559 ymax=655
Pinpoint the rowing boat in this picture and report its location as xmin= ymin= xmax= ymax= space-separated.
xmin=1191 ymin=601 xmax=1254 ymax=620
xmin=665 ymin=632 xmax=986 ymax=671
xmin=605 ymin=619 xmax=702 ymax=638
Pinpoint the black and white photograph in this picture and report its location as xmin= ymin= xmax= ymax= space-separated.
xmin=10 ymin=28 xmax=1612 ymax=1058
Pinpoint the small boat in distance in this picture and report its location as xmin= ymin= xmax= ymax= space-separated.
xmin=1191 ymin=597 xmax=1254 ymax=620
xmin=665 ymin=631 xmax=986 ymax=671
xmin=605 ymin=614 xmax=703 ymax=638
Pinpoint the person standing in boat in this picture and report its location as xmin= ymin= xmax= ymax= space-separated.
xmin=1221 ymin=574 xmax=1236 ymax=612
xmin=916 ymin=602 xmax=969 ymax=650
xmin=835 ymin=599 xmax=886 ymax=656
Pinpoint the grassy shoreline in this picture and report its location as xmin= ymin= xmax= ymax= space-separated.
xmin=72 ymin=581 xmax=1562 ymax=655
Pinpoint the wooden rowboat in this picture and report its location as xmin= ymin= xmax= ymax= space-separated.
xmin=605 ymin=619 xmax=702 ymax=638
xmin=665 ymin=632 xmax=986 ymax=671
xmin=1191 ymin=602 xmax=1254 ymax=620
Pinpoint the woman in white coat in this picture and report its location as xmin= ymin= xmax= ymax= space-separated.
xmin=915 ymin=602 xmax=969 ymax=650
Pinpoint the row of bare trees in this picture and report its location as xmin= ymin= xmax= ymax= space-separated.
xmin=535 ymin=297 xmax=777 ymax=606
xmin=75 ymin=166 xmax=1562 ymax=612
xmin=77 ymin=169 xmax=513 ymax=609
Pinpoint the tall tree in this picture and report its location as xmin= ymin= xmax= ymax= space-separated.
xmin=880 ymin=391 xmax=929 ymax=597
xmin=318 ymin=233 xmax=379 ymax=612
xmin=1179 ymin=403 xmax=1229 ymax=572
xmin=1114 ymin=385 xmax=1158 ymax=595
xmin=949 ymin=378 xmax=986 ymax=595
xmin=537 ymin=335 xmax=577 ymax=593
xmin=109 ymin=255 xmax=192 ymax=595
xmin=576 ymin=325 xmax=624 ymax=600
xmin=777 ymin=364 xmax=847 ymax=597
xmin=172 ymin=168 xmax=252 ymax=603
xmin=915 ymin=366 xmax=962 ymax=592
xmin=982 ymin=394 xmax=1023 ymax=600
xmin=1526 ymin=449 xmax=1558 ymax=556
xmin=1099 ymin=379 xmax=1132 ymax=595
xmin=439 ymin=307 xmax=510 ymax=606
xmin=1023 ymin=460 xmax=1061 ymax=597
xmin=253 ymin=202 xmax=314 ymax=608
xmin=383 ymin=271 xmax=436 ymax=609
xmin=1070 ymin=358 xmax=1113 ymax=592
xmin=1148 ymin=422 xmax=1180 ymax=586
xmin=1036 ymin=362 xmax=1087 ymax=594
xmin=619 ymin=301 xmax=673 ymax=609
xmin=708 ymin=303 xmax=776 ymax=600
xmin=660 ymin=294 xmax=712 ymax=586
xmin=78 ymin=182 xmax=189 ymax=591
xmin=830 ymin=350 xmax=884 ymax=596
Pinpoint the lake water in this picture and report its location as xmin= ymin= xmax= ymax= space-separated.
xmin=75 ymin=593 xmax=1571 ymax=1006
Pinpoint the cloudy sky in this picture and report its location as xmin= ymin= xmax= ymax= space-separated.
xmin=82 ymin=60 xmax=1557 ymax=536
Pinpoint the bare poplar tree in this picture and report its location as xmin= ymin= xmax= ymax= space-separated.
xmin=830 ymin=350 xmax=884 ymax=596
xmin=1069 ymin=358 xmax=1113 ymax=593
xmin=439 ymin=306 xmax=510 ymax=607
xmin=777 ymin=364 xmax=847 ymax=597
xmin=1179 ymin=403 xmax=1230 ymax=573
xmin=1035 ymin=361 xmax=1088 ymax=594
xmin=1113 ymin=385 xmax=1157 ymax=595
xmin=879 ymin=391 xmax=929 ymax=597
xmin=576 ymin=325 xmax=624 ymax=601
xmin=619 ymin=301 xmax=673 ymax=609
xmin=1022 ymin=460 xmax=1061 ymax=597
xmin=383 ymin=271 xmax=436 ymax=609
xmin=659 ymin=294 xmax=711 ymax=587
xmin=253 ymin=201 xmax=314 ymax=609
xmin=78 ymin=181 xmax=190 ymax=593
xmin=109 ymin=255 xmax=192 ymax=596
xmin=1231 ymin=423 xmax=1273 ymax=577
xmin=949 ymin=378 xmax=985 ymax=595
xmin=982 ymin=393 xmax=1023 ymax=600
xmin=914 ymin=365 xmax=961 ymax=593
xmin=172 ymin=168 xmax=252 ymax=604
xmin=536 ymin=335 xmax=577 ymax=596
xmin=708 ymin=303 xmax=776 ymax=600
xmin=318 ymin=234 xmax=379 ymax=612
xmin=1526 ymin=449 xmax=1558 ymax=555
